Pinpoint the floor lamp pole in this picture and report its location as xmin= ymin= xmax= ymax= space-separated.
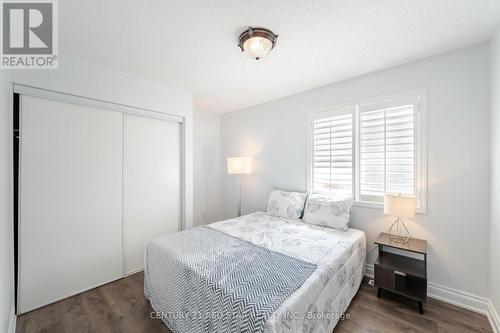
xmin=238 ymin=174 xmax=242 ymax=217
xmin=227 ymin=157 xmax=251 ymax=218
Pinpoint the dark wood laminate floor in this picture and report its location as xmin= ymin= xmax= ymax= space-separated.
xmin=16 ymin=273 xmax=492 ymax=333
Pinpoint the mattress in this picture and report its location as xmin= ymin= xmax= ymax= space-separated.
xmin=145 ymin=211 xmax=366 ymax=333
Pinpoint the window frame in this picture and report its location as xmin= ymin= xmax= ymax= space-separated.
xmin=307 ymin=88 xmax=428 ymax=214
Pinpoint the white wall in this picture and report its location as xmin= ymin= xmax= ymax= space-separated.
xmin=194 ymin=110 xmax=221 ymax=226
xmin=490 ymin=25 xmax=500 ymax=316
xmin=11 ymin=53 xmax=194 ymax=230
xmin=0 ymin=71 xmax=14 ymax=333
xmin=221 ymin=43 xmax=491 ymax=298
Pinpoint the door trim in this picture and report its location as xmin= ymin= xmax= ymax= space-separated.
xmin=14 ymin=84 xmax=184 ymax=123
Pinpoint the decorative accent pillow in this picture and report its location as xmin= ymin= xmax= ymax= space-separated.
xmin=266 ymin=188 xmax=308 ymax=219
xmin=303 ymin=193 xmax=353 ymax=231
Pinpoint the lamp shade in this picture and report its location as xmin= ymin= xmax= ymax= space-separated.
xmin=227 ymin=157 xmax=252 ymax=174
xmin=384 ymin=194 xmax=416 ymax=218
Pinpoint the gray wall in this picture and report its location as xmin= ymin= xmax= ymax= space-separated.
xmin=490 ymin=25 xmax=500 ymax=316
xmin=221 ymin=43 xmax=491 ymax=298
xmin=194 ymin=110 xmax=222 ymax=226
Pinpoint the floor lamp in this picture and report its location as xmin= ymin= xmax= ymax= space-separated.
xmin=227 ymin=157 xmax=252 ymax=217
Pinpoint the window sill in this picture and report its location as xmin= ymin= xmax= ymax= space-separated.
xmin=352 ymin=201 xmax=427 ymax=215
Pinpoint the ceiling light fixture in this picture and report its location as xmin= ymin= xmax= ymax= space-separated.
xmin=238 ymin=27 xmax=278 ymax=60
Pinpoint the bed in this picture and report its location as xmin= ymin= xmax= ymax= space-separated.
xmin=144 ymin=211 xmax=366 ymax=333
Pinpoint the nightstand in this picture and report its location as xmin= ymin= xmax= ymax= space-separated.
xmin=374 ymin=232 xmax=428 ymax=314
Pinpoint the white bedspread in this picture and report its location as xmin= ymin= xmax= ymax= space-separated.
xmin=208 ymin=211 xmax=366 ymax=333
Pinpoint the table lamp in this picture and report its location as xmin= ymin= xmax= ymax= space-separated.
xmin=384 ymin=194 xmax=416 ymax=244
xmin=227 ymin=157 xmax=252 ymax=216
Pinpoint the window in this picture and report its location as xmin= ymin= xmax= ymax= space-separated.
xmin=308 ymin=91 xmax=427 ymax=212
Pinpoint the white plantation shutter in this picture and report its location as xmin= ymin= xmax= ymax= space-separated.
xmin=358 ymin=102 xmax=416 ymax=202
xmin=309 ymin=93 xmax=425 ymax=210
xmin=312 ymin=108 xmax=354 ymax=194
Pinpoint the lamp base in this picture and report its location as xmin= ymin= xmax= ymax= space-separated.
xmin=389 ymin=217 xmax=410 ymax=244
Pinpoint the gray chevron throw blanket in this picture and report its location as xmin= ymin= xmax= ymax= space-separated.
xmin=144 ymin=226 xmax=317 ymax=333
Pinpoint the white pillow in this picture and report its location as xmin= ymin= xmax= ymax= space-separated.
xmin=266 ymin=188 xmax=307 ymax=219
xmin=303 ymin=193 xmax=352 ymax=231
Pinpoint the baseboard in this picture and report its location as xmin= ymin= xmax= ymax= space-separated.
xmin=365 ymin=263 xmax=374 ymax=278
xmin=8 ymin=303 xmax=16 ymax=333
xmin=125 ymin=268 xmax=144 ymax=276
xmin=365 ymin=264 xmax=498 ymax=333
xmin=488 ymin=300 xmax=500 ymax=333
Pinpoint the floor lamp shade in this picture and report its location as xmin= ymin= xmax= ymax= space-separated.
xmin=227 ymin=157 xmax=252 ymax=174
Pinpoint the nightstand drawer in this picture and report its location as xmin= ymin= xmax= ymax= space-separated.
xmin=374 ymin=264 xmax=394 ymax=290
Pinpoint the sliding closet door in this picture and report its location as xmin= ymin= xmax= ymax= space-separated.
xmin=123 ymin=114 xmax=181 ymax=274
xmin=18 ymin=95 xmax=123 ymax=314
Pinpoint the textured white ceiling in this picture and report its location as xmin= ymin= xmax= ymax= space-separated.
xmin=60 ymin=0 xmax=500 ymax=113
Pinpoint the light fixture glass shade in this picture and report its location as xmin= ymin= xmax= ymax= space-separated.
xmin=238 ymin=27 xmax=278 ymax=60
xmin=242 ymin=37 xmax=273 ymax=60
xmin=384 ymin=194 xmax=416 ymax=218
xmin=227 ymin=157 xmax=252 ymax=174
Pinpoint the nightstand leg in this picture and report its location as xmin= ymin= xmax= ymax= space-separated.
xmin=377 ymin=288 xmax=382 ymax=298
xmin=417 ymin=301 xmax=424 ymax=314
